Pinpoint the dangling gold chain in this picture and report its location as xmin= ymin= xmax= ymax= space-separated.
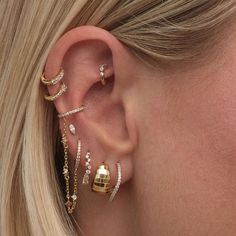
xmin=61 ymin=118 xmax=81 ymax=214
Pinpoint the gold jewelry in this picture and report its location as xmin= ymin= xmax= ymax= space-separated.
xmin=58 ymin=105 xmax=85 ymax=118
xmin=82 ymin=151 xmax=91 ymax=185
xmin=41 ymin=68 xmax=64 ymax=86
xmin=99 ymin=64 xmax=107 ymax=86
xmin=44 ymin=82 xmax=67 ymax=101
xmin=92 ymin=163 xmax=111 ymax=193
xmin=68 ymin=124 xmax=76 ymax=135
xmin=109 ymin=162 xmax=122 ymax=202
xmin=61 ymin=118 xmax=81 ymax=214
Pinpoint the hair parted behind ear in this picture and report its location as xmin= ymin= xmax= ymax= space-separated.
xmin=0 ymin=0 xmax=236 ymax=235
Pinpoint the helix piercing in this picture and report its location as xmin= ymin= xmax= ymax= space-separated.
xmin=41 ymin=68 xmax=64 ymax=86
xmin=99 ymin=64 xmax=107 ymax=86
xmin=109 ymin=162 xmax=122 ymax=202
xmin=82 ymin=151 xmax=91 ymax=185
xmin=58 ymin=105 xmax=85 ymax=118
xmin=44 ymin=82 xmax=67 ymax=101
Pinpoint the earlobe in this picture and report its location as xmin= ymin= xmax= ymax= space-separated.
xmin=41 ymin=26 xmax=137 ymax=207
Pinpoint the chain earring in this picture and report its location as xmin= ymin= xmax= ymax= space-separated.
xmin=61 ymin=117 xmax=81 ymax=214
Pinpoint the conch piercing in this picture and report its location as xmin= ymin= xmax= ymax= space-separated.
xmin=82 ymin=151 xmax=91 ymax=185
xmin=68 ymin=124 xmax=76 ymax=135
xmin=58 ymin=105 xmax=85 ymax=118
xmin=99 ymin=64 xmax=107 ymax=86
xmin=44 ymin=82 xmax=67 ymax=101
xmin=92 ymin=163 xmax=111 ymax=193
xmin=41 ymin=68 xmax=64 ymax=86
xmin=109 ymin=162 xmax=122 ymax=202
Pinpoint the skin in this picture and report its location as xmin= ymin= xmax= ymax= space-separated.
xmin=45 ymin=21 xmax=236 ymax=236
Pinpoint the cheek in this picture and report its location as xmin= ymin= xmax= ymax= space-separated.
xmin=135 ymin=75 xmax=236 ymax=234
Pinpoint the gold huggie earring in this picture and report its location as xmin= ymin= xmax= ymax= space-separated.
xmin=92 ymin=163 xmax=111 ymax=193
xmin=99 ymin=64 xmax=107 ymax=86
xmin=61 ymin=118 xmax=81 ymax=214
xmin=44 ymin=82 xmax=67 ymax=101
xmin=109 ymin=162 xmax=122 ymax=202
xmin=41 ymin=68 xmax=64 ymax=85
xmin=58 ymin=105 xmax=85 ymax=118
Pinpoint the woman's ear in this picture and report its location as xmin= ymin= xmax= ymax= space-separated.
xmin=43 ymin=26 xmax=139 ymax=186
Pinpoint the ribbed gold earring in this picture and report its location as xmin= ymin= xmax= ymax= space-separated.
xmin=92 ymin=163 xmax=111 ymax=193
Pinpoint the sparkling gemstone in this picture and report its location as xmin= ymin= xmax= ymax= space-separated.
xmin=71 ymin=194 xmax=77 ymax=200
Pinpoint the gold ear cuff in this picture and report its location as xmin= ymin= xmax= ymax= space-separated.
xmin=58 ymin=105 xmax=85 ymax=118
xmin=44 ymin=82 xmax=67 ymax=101
xmin=41 ymin=68 xmax=64 ymax=86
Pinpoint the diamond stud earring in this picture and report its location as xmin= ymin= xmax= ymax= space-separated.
xmin=68 ymin=124 xmax=76 ymax=135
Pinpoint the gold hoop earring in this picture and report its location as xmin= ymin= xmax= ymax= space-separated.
xmin=41 ymin=68 xmax=64 ymax=86
xmin=99 ymin=64 xmax=107 ymax=86
xmin=109 ymin=162 xmax=122 ymax=202
xmin=58 ymin=105 xmax=85 ymax=118
xmin=44 ymin=82 xmax=67 ymax=101
xmin=92 ymin=163 xmax=111 ymax=193
xmin=61 ymin=118 xmax=81 ymax=214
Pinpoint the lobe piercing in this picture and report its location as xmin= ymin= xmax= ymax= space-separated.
xmin=109 ymin=162 xmax=122 ymax=202
xmin=82 ymin=151 xmax=91 ymax=185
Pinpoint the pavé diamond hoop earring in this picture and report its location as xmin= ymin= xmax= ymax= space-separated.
xmin=41 ymin=68 xmax=64 ymax=86
xmin=58 ymin=105 xmax=85 ymax=118
xmin=109 ymin=162 xmax=122 ymax=202
xmin=44 ymin=82 xmax=67 ymax=101
xmin=61 ymin=118 xmax=81 ymax=214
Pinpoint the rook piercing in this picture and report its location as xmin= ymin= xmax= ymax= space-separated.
xmin=82 ymin=151 xmax=91 ymax=185
xmin=58 ymin=105 xmax=85 ymax=118
xmin=92 ymin=163 xmax=111 ymax=193
xmin=68 ymin=124 xmax=76 ymax=135
xmin=99 ymin=64 xmax=107 ymax=86
xmin=109 ymin=162 xmax=122 ymax=202
xmin=41 ymin=68 xmax=64 ymax=86
xmin=44 ymin=82 xmax=67 ymax=101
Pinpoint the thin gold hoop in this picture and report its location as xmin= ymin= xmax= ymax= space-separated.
xmin=109 ymin=162 xmax=122 ymax=202
xmin=41 ymin=68 xmax=64 ymax=86
xmin=44 ymin=82 xmax=67 ymax=101
xmin=58 ymin=105 xmax=85 ymax=118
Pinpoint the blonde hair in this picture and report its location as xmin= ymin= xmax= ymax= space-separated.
xmin=0 ymin=0 xmax=235 ymax=235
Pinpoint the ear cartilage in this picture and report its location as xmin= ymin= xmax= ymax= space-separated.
xmin=109 ymin=162 xmax=122 ymax=202
xmin=68 ymin=124 xmax=76 ymax=135
xmin=99 ymin=64 xmax=107 ymax=86
xmin=82 ymin=151 xmax=91 ymax=185
xmin=58 ymin=105 xmax=85 ymax=118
